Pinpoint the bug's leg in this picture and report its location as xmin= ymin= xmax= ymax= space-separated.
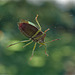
xmin=23 ymin=41 xmax=33 ymax=48
xmin=44 ymin=44 xmax=49 ymax=56
xmin=7 ymin=39 xmax=31 ymax=48
xmin=35 ymin=14 xmax=41 ymax=30
xmin=38 ymin=43 xmax=49 ymax=56
xmin=30 ymin=42 xmax=37 ymax=60
xmin=39 ymin=39 xmax=60 ymax=48
xmin=44 ymin=28 xmax=50 ymax=33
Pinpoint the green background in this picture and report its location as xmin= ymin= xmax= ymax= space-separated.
xmin=0 ymin=0 xmax=75 ymax=75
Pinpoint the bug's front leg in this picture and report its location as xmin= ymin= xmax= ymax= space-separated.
xmin=30 ymin=42 xmax=37 ymax=60
xmin=35 ymin=14 xmax=41 ymax=30
xmin=7 ymin=39 xmax=31 ymax=48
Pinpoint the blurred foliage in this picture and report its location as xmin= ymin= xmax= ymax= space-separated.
xmin=0 ymin=0 xmax=75 ymax=75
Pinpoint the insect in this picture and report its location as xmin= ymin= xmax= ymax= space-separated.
xmin=7 ymin=14 xmax=59 ymax=60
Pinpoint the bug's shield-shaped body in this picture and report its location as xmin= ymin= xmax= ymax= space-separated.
xmin=18 ymin=20 xmax=46 ymax=43
xmin=7 ymin=15 xmax=59 ymax=60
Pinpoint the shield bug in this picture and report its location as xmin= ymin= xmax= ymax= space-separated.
xmin=7 ymin=14 xmax=59 ymax=60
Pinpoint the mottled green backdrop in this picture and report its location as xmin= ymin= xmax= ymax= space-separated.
xmin=0 ymin=0 xmax=75 ymax=75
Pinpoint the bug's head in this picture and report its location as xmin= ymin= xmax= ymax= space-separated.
xmin=38 ymin=33 xmax=46 ymax=44
xmin=38 ymin=28 xmax=50 ymax=44
xmin=39 ymin=28 xmax=60 ymax=47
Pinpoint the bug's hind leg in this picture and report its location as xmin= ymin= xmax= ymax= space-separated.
xmin=35 ymin=14 xmax=41 ymax=30
xmin=30 ymin=42 xmax=37 ymax=60
xmin=23 ymin=41 xmax=33 ymax=48
xmin=7 ymin=39 xmax=31 ymax=48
